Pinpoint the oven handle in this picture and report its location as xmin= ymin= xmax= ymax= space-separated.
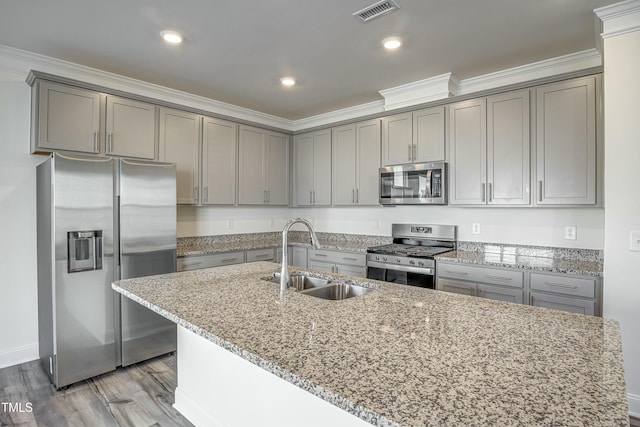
xmin=367 ymin=260 xmax=433 ymax=275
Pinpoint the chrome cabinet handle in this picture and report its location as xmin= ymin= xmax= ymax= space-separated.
xmin=182 ymin=261 xmax=202 ymax=267
xmin=538 ymin=180 xmax=543 ymax=202
xmin=352 ymin=189 xmax=355 ymax=203
xmin=267 ymin=190 xmax=270 ymax=203
xmin=545 ymin=281 xmax=578 ymax=289
xmin=315 ymin=253 xmax=328 ymax=257
xmin=310 ymin=191 xmax=312 ymax=204
xmin=412 ymin=144 xmax=417 ymax=161
xmin=485 ymin=275 xmax=512 ymax=281
xmin=408 ymin=144 xmax=412 ymax=161
xmin=313 ymin=191 xmax=316 ymax=204
xmin=488 ymin=183 xmax=493 ymax=203
xmin=93 ymin=132 xmax=98 ymax=152
xmin=342 ymin=257 xmax=358 ymax=262
xmin=264 ymin=190 xmax=267 ymax=203
xmin=356 ymin=189 xmax=359 ymax=204
xmin=204 ymin=187 xmax=208 ymax=203
xmin=444 ymin=270 xmax=468 ymax=275
xmin=255 ymin=254 xmax=270 ymax=259
xmin=193 ymin=186 xmax=199 ymax=203
xmin=222 ymin=258 xmax=239 ymax=263
xmin=481 ymin=183 xmax=486 ymax=202
xmin=108 ymin=133 xmax=113 ymax=154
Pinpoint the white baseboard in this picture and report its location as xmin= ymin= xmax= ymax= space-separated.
xmin=0 ymin=344 xmax=38 ymax=369
xmin=629 ymin=392 xmax=640 ymax=418
xmin=174 ymin=387 xmax=226 ymax=427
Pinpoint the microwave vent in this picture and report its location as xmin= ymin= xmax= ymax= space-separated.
xmin=353 ymin=0 xmax=400 ymax=23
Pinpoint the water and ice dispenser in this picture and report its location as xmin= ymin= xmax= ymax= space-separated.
xmin=67 ymin=230 xmax=103 ymax=272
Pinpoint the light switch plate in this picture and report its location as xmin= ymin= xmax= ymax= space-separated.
xmin=472 ymin=223 xmax=480 ymax=235
xmin=565 ymin=226 xmax=577 ymax=240
xmin=631 ymin=231 xmax=640 ymax=251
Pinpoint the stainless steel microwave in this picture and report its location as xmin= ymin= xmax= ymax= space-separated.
xmin=379 ymin=162 xmax=447 ymax=205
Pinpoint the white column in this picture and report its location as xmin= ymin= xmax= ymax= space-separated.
xmin=596 ymin=0 xmax=640 ymax=417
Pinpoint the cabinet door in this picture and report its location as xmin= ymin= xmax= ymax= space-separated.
xmin=477 ymin=284 xmax=523 ymax=304
xmin=335 ymin=265 xmax=367 ymax=278
xmin=265 ymin=131 xmax=289 ymax=205
xmin=536 ymin=76 xmax=596 ymax=205
xmin=238 ymin=125 xmax=266 ymax=205
xmin=308 ymin=260 xmax=335 ymax=274
xmin=292 ymin=247 xmax=308 ymax=268
xmin=159 ymin=108 xmax=201 ymax=205
xmin=381 ymin=112 xmax=412 ymax=166
xmin=356 ymin=119 xmax=381 ymax=205
xmin=105 ymin=96 xmax=156 ymax=159
xmin=294 ymin=132 xmax=314 ymax=206
xmin=37 ymin=81 xmax=101 ymax=153
xmin=487 ymin=90 xmax=530 ymax=205
xmin=530 ymin=292 xmax=595 ymax=316
xmin=202 ymin=117 xmax=237 ymax=205
xmin=332 ymin=124 xmax=357 ymax=206
xmin=437 ymin=278 xmax=476 ymax=296
xmin=413 ymin=106 xmax=445 ymax=162
xmin=313 ymin=129 xmax=332 ymax=206
xmin=246 ymin=248 xmax=276 ymax=262
xmin=448 ymin=98 xmax=487 ymax=205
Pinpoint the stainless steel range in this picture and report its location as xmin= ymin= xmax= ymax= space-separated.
xmin=367 ymin=224 xmax=457 ymax=289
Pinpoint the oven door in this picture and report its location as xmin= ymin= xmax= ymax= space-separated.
xmin=367 ymin=264 xmax=435 ymax=289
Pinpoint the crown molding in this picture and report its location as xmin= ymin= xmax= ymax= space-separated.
xmin=291 ymin=100 xmax=385 ymax=132
xmin=457 ymin=49 xmax=602 ymax=95
xmin=378 ymin=72 xmax=460 ymax=111
xmin=595 ymin=0 xmax=640 ymax=39
xmin=0 ymin=44 xmax=294 ymax=131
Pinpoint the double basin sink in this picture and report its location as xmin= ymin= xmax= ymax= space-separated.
xmin=263 ymin=274 xmax=374 ymax=300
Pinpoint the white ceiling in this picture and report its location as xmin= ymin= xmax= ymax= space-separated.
xmin=0 ymin=0 xmax=618 ymax=120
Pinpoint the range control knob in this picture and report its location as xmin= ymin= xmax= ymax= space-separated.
xmin=397 ymin=258 xmax=402 ymax=263
xmin=383 ymin=256 xmax=388 ymax=261
xmin=418 ymin=261 xmax=425 ymax=267
xmin=409 ymin=260 xmax=416 ymax=266
xmin=375 ymin=256 xmax=380 ymax=260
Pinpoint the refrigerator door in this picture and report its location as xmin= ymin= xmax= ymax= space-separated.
xmin=37 ymin=153 xmax=116 ymax=388
xmin=118 ymin=159 xmax=177 ymax=366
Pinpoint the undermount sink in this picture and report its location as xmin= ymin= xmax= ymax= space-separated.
xmin=261 ymin=274 xmax=374 ymax=300
xmin=299 ymin=282 xmax=374 ymax=300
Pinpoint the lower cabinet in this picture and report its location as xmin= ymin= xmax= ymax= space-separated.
xmin=178 ymin=251 xmax=245 ymax=271
xmin=307 ymin=249 xmax=367 ymax=278
xmin=178 ymin=246 xmax=306 ymax=272
xmin=246 ymin=248 xmax=276 ymax=263
xmin=436 ymin=261 xmax=602 ymax=316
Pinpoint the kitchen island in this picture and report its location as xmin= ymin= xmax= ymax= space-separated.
xmin=112 ymin=262 xmax=628 ymax=426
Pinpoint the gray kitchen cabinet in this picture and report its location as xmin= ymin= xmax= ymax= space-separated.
xmin=535 ymin=76 xmax=597 ymax=205
xmin=292 ymin=246 xmax=308 ymax=268
xmin=105 ymin=95 xmax=156 ymax=159
xmin=202 ymin=117 xmax=237 ymax=205
xmin=381 ymin=107 xmax=445 ymax=166
xmin=529 ymin=272 xmax=600 ymax=316
xmin=332 ymin=119 xmax=381 ymax=206
xmin=437 ymin=262 xmax=525 ymax=304
xmin=32 ymin=81 xmax=101 ymax=154
xmin=177 ymin=251 xmax=245 ymax=271
xmin=159 ymin=108 xmax=201 ymax=205
xmin=294 ymin=129 xmax=331 ymax=206
xmin=307 ymin=249 xmax=367 ymax=277
xmin=246 ymin=248 xmax=276 ymax=262
xmin=449 ymin=90 xmax=530 ymax=205
xmin=238 ymin=125 xmax=289 ymax=205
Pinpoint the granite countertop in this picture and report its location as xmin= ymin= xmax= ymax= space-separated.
xmin=177 ymin=232 xmax=391 ymax=257
xmin=112 ymin=262 xmax=627 ymax=426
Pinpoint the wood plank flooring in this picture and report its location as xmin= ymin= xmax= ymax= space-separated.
xmin=0 ymin=354 xmax=192 ymax=427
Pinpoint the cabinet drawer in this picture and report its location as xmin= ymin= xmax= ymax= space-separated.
xmin=530 ymin=273 xmax=595 ymax=298
xmin=178 ymin=251 xmax=245 ymax=271
xmin=437 ymin=263 xmax=523 ymax=288
xmin=308 ymin=249 xmax=366 ymax=266
xmin=246 ymin=248 xmax=276 ymax=262
xmin=438 ymin=278 xmax=475 ymax=296
xmin=530 ymin=292 xmax=596 ymax=316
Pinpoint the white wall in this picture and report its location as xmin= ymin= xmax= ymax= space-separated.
xmin=0 ymin=74 xmax=44 ymax=368
xmin=601 ymin=8 xmax=640 ymax=415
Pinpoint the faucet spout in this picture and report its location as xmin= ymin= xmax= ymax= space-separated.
xmin=280 ymin=218 xmax=320 ymax=292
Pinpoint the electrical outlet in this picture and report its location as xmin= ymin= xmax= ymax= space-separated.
xmin=564 ymin=226 xmax=577 ymax=240
xmin=631 ymin=231 xmax=640 ymax=251
xmin=472 ymin=223 xmax=480 ymax=235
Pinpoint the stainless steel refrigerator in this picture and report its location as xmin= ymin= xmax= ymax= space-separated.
xmin=37 ymin=152 xmax=177 ymax=389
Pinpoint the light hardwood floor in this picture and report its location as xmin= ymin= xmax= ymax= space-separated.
xmin=631 ymin=415 xmax=640 ymax=427
xmin=0 ymin=354 xmax=192 ymax=427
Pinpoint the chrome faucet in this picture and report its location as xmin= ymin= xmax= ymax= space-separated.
xmin=280 ymin=218 xmax=320 ymax=292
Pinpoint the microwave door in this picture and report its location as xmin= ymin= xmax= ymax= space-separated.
xmin=425 ymin=170 xmax=432 ymax=198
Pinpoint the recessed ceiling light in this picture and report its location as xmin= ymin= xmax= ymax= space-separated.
xmin=160 ymin=30 xmax=184 ymax=45
xmin=280 ymin=77 xmax=296 ymax=87
xmin=382 ymin=37 xmax=402 ymax=50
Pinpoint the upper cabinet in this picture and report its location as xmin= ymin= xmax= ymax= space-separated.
xmin=294 ymin=129 xmax=331 ymax=206
xmin=332 ymin=119 xmax=381 ymax=206
xmin=32 ymin=81 xmax=101 ymax=154
xmin=105 ymin=95 xmax=156 ymax=159
xmin=534 ymin=76 xmax=597 ymax=205
xmin=238 ymin=125 xmax=289 ymax=205
xmin=381 ymin=106 xmax=445 ymax=166
xmin=159 ymin=108 xmax=201 ymax=205
xmin=201 ymin=117 xmax=237 ymax=205
xmin=449 ymin=90 xmax=530 ymax=205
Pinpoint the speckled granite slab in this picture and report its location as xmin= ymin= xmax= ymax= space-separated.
xmin=112 ymin=262 xmax=627 ymax=427
xmin=437 ymin=242 xmax=603 ymax=277
xmin=178 ymin=232 xmax=392 ymax=257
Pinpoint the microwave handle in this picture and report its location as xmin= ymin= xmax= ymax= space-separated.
xmin=426 ymin=170 xmax=432 ymax=198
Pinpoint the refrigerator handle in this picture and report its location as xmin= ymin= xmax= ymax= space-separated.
xmin=116 ymin=195 xmax=121 ymax=268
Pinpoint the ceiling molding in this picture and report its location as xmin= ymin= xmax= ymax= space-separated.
xmin=457 ymin=49 xmax=602 ymax=95
xmin=595 ymin=0 xmax=640 ymax=39
xmin=0 ymin=44 xmax=294 ymax=131
xmin=378 ymin=73 xmax=460 ymax=111
xmin=292 ymin=100 xmax=385 ymax=132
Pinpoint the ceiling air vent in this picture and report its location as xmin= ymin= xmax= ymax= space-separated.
xmin=353 ymin=0 xmax=400 ymax=23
